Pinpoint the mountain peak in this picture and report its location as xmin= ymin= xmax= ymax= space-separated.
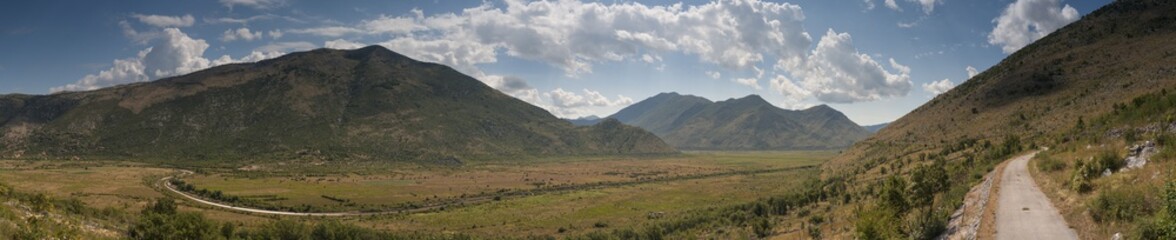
xmin=343 ymin=45 xmax=411 ymax=61
xmin=804 ymin=104 xmax=834 ymax=112
xmin=721 ymin=94 xmax=772 ymax=108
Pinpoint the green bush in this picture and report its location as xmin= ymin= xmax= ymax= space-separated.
xmin=1137 ymin=181 xmax=1176 ymax=239
xmin=1034 ymin=151 xmax=1067 ymax=172
xmin=854 ymin=207 xmax=901 ymax=240
xmin=879 ymin=176 xmax=909 ymax=214
xmin=1088 ymin=186 xmax=1156 ymax=222
xmin=752 ymin=218 xmax=773 ymax=238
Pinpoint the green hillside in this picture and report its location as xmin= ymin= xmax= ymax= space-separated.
xmin=609 ymin=93 xmax=871 ymax=150
xmin=817 ymin=0 xmax=1176 ymax=238
xmin=0 ymin=46 xmax=675 ymax=162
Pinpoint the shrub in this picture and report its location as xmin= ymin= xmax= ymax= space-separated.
xmin=1088 ymin=186 xmax=1156 ymax=222
xmin=904 ymin=208 xmax=947 ymax=240
xmin=1034 ymin=151 xmax=1066 ymax=172
xmin=593 ymin=221 xmax=608 ymax=228
xmin=879 ymin=176 xmax=909 ymax=214
xmin=1094 ymin=150 xmax=1123 ymax=173
xmin=854 ymin=207 xmax=901 ymax=240
xmin=752 ymin=218 xmax=773 ymax=238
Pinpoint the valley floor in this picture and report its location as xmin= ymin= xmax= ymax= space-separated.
xmin=0 ymin=151 xmax=836 ymax=238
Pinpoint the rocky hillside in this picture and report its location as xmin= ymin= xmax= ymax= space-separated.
xmin=0 ymin=46 xmax=676 ymax=162
xmin=608 ymin=92 xmax=870 ymax=150
xmin=822 ymin=0 xmax=1176 ymax=238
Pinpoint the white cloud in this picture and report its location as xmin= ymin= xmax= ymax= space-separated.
xmin=910 ymin=0 xmax=941 ymax=15
xmin=267 ymin=30 xmax=283 ymax=39
xmin=288 ymin=26 xmax=363 ymax=37
xmin=864 ymin=0 xmax=876 ymax=11
xmin=988 ymin=0 xmax=1079 ymax=54
xmin=885 ymin=0 xmax=901 ymax=11
xmin=219 ymin=0 xmax=285 ymax=9
xmin=733 ymin=78 xmax=763 ymax=90
xmin=53 ymin=28 xmax=283 ymax=93
xmin=543 ymin=88 xmax=633 ymax=117
xmin=324 ymin=39 xmax=365 ymax=50
xmin=769 ymin=75 xmax=812 ymax=108
xmin=882 ymin=0 xmax=940 ymax=14
xmin=706 ymin=71 xmax=721 ymax=79
xmin=255 ymin=41 xmax=316 ymax=52
xmin=966 ymin=66 xmax=979 ymax=78
xmin=132 ymin=14 xmax=195 ymax=28
xmin=775 ymin=29 xmax=912 ymax=103
xmin=483 ymin=75 xmax=544 ymax=106
xmin=353 ymin=0 xmax=812 ymax=78
xmin=220 ymin=28 xmax=263 ymax=42
xmin=361 ymin=15 xmax=425 ymax=35
xmin=141 ymin=28 xmax=212 ymax=78
xmin=640 ymin=54 xmax=662 ymax=64
xmin=922 ymin=78 xmax=955 ymax=95
xmin=206 ymin=15 xmax=273 ymax=24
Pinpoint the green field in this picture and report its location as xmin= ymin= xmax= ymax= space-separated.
xmin=0 ymin=151 xmax=835 ymax=238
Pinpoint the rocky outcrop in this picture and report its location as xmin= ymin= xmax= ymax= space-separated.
xmin=1123 ymin=141 xmax=1157 ymax=170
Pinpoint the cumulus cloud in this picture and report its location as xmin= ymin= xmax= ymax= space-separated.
xmin=361 ymin=0 xmax=811 ymax=77
xmin=922 ymin=78 xmax=955 ymax=95
xmin=733 ymin=78 xmax=763 ymax=90
xmin=543 ymin=88 xmax=633 ymax=117
xmin=52 ymin=28 xmax=283 ymax=92
xmin=267 ymin=30 xmax=283 ymax=39
xmin=324 ymin=39 xmax=365 ymax=50
xmin=988 ymin=0 xmax=1079 ymax=54
xmin=361 ymin=15 xmax=425 ymax=35
xmin=776 ymin=29 xmax=912 ymax=103
xmin=885 ymin=0 xmax=901 ymax=11
xmin=220 ymin=28 xmax=263 ymax=42
xmin=132 ymin=14 xmax=195 ymax=28
xmin=911 ymin=0 xmax=941 ymax=14
xmin=219 ymin=0 xmax=285 ymax=9
xmin=483 ymin=75 xmax=544 ymax=106
xmin=706 ymin=71 xmax=721 ymax=79
xmin=283 ymin=0 xmax=904 ymax=114
xmin=966 ymin=66 xmax=979 ymax=78
xmin=882 ymin=0 xmax=940 ymax=14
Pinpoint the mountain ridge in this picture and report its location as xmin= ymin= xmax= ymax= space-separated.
xmin=0 ymin=45 xmax=677 ymax=162
xmin=605 ymin=93 xmax=870 ymax=150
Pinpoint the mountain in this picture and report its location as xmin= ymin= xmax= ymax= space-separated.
xmin=0 ymin=46 xmax=676 ymax=162
xmin=823 ymin=0 xmax=1176 ymax=237
xmin=565 ymin=115 xmax=602 ymax=126
xmin=607 ymin=92 xmax=871 ymax=150
xmin=827 ymin=0 xmax=1176 ymax=175
xmin=863 ymin=122 xmax=889 ymax=133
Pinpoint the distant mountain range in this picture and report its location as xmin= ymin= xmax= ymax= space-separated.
xmin=566 ymin=115 xmax=602 ymax=126
xmin=863 ymin=122 xmax=889 ymax=133
xmin=580 ymin=92 xmax=871 ymax=150
xmin=0 ymin=46 xmax=676 ymax=162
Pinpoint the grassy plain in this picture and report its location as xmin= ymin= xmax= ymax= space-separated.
xmin=0 ymin=151 xmax=834 ymax=238
xmin=179 ymin=151 xmax=829 ymax=213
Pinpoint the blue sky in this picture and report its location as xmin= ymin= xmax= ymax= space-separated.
xmin=0 ymin=0 xmax=1110 ymax=125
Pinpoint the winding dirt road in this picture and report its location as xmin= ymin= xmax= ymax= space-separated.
xmin=994 ymin=153 xmax=1078 ymax=240
xmin=159 ymin=171 xmax=387 ymax=216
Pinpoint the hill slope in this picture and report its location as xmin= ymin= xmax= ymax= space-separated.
xmin=0 ymin=46 xmax=675 ymax=162
xmin=609 ymin=92 xmax=870 ymax=150
xmin=822 ymin=0 xmax=1176 ymax=238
